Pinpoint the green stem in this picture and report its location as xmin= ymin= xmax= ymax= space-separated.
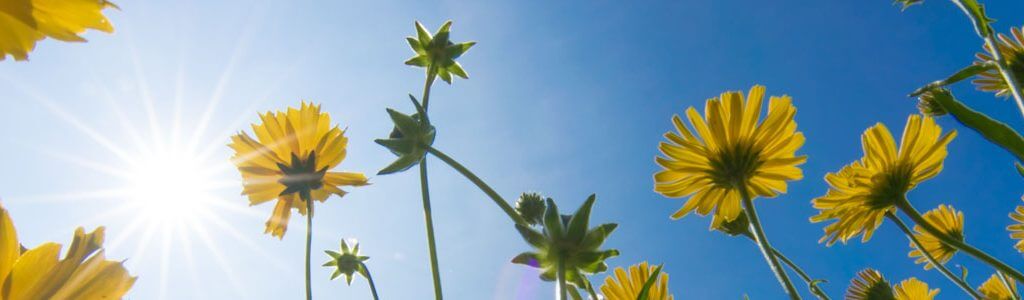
xmin=996 ymin=272 xmax=1021 ymax=300
xmin=950 ymin=0 xmax=1024 ymax=117
xmin=583 ymin=278 xmax=598 ymax=300
xmin=419 ymin=161 xmax=443 ymax=300
xmin=896 ymin=198 xmax=1024 ymax=283
xmin=302 ymin=191 xmax=313 ymax=300
xmin=886 ymin=213 xmax=982 ymax=299
xmin=422 ymin=73 xmax=435 ymax=110
xmin=763 ymin=242 xmax=830 ymax=300
xmin=360 ymin=262 xmax=381 ymax=300
xmin=737 ymin=183 xmax=800 ymax=300
xmin=558 ymin=259 xmax=568 ymax=300
xmin=426 ymin=146 xmax=529 ymax=226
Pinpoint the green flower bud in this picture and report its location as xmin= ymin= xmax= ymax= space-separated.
xmin=511 ymin=195 xmax=619 ymax=284
xmin=917 ymin=88 xmax=950 ymax=117
xmin=376 ymin=95 xmax=436 ymax=175
xmin=516 ymin=193 xmax=547 ymax=226
xmin=405 ymin=20 xmax=476 ymax=84
xmin=323 ymin=239 xmax=370 ymax=285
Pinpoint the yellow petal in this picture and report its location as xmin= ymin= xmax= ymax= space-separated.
xmin=0 ymin=203 xmax=20 ymax=287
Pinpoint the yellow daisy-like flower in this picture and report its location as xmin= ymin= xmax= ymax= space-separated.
xmin=908 ymin=205 xmax=964 ymax=270
xmin=0 ymin=0 xmax=117 ymax=61
xmin=600 ymin=262 xmax=673 ymax=300
xmin=654 ymin=85 xmax=805 ymax=228
xmin=978 ymin=273 xmax=1020 ymax=300
xmin=1009 ymin=197 xmax=1024 ymax=253
xmin=847 ymin=269 xmax=895 ymax=300
xmin=973 ymin=26 xmax=1024 ymax=98
xmin=229 ymin=102 xmax=369 ymax=238
xmin=811 ymin=115 xmax=956 ymax=245
xmin=894 ymin=278 xmax=939 ymax=300
xmin=0 ymin=202 xmax=136 ymax=299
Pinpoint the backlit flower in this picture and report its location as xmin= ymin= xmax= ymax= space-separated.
xmin=0 ymin=202 xmax=136 ymax=299
xmin=894 ymin=278 xmax=939 ymax=300
xmin=811 ymin=115 xmax=955 ymax=245
xmin=1009 ymin=197 xmax=1024 ymax=253
xmin=907 ymin=205 xmax=963 ymax=270
xmin=323 ymin=239 xmax=370 ymax=285
xmin=978 ymin=273 xmax=1020 ymax=300
xmin=229 ymin=102 xmax=369 ymax=238
xmin=973 ymin=26 xmax=1024 ymax=98
xmin=654 ymin=85 xmax=805 ymax=229
xmin=599 ymin=262 xmax=673 ymax=300
xmin=404 ymin=20 xmax=475 ymax=84
xmin=847 ymin=269 xmax=895 ymax=300
xmin=0 ymin=0 xmax=117 ymax=61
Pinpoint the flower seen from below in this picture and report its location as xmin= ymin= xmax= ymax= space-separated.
xmin=0 ymin=0 xmax=117 ymax=61
xmin=404 ymin=20 xmax=475 ymax=83
xmin=511 ymin=195 xmax=619 ymax=287
xmin=654 ymin=85 xmax=805 ymax=229
xmin=515 ymin=192 xmax=547 ymax=226
xmin=811 ymin=115 xmax=955 ymax=245
xmin=229 ymin=102 xmax=369 ymax=238
xmin=974 ymin=25 xmax=1024 ymax=98
xmin=908 ymin=205 xmax=964 ymax=270
xmin=599 ymin=262 xmax=673 ymax=300
xmin=978 ymin=273 xmax=1020 ymax=300
xmin=1009 ymin=197 xmax=1024 ymax=253
xmin=894 ymin=278 xmax=939 ymax=300
xmin=0 ymin=202 xmax=135 ymax=299
xmin=323 ymin=239 xmax=370 ymax=285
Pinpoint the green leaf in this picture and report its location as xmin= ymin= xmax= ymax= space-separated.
xmin=515 ymin=224 xmax=548 ymax=249
xmin=929 ymin=89 xmax=1024 ymax=164
xmin=636 ymin=264 xmax=664 ymax=300
xmin=543 ymin=198 xmax=564 ymax=239
xmin=953 ymin=0 xmax=994 ymax=37
xmin=408 ymin=94 xmax=429 ymax=125
xmin=910 ymin=62 xmax=995 ymax=97
xmin=567 ymin=284 xmax=584 ymax=300
xmin=437 ymin=68 xmax=453 ymax=84
xmin=374 ymin=138 xmax=414 ymax=156
xmin=566 ymin=195 xmax=596 ymax=243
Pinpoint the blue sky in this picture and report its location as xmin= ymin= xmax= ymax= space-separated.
xmin=2 ymin=0 xmax=1024 ymax=299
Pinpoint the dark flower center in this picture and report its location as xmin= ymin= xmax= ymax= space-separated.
xmin=277 ymin=151 xmax=327 ymax=200
xmin=708 ymin=141 xmax=762 ymax=188
xmin=867 ymin=163 xmax=914 ymax=208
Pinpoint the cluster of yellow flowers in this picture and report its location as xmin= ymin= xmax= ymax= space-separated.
xmin=5 ymin=0 xmax=1024 ymax=299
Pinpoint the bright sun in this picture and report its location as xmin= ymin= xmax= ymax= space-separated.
xmin=125 ymin=150 xmax=217 ymax=226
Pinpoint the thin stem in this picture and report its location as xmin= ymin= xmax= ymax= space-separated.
xmin=737 ymin=183 xmax=800 ymax=300
xmin=557 ymin=259 xmax=568 ymax=300
xmin=950 ymin=0 xmax=1024 ymax=117
xmin=764 ymin=243 xmax=830 ymax=300
xmin=422 ymin=74 xmax=435 ymax=110
xmin=303 ymin=191 xmax=313 ymax=300
xmin=426 ymin=146 xmax=529 ymax=226
xmin=583 ymin=278 xmax=598 ymax=300
xmin=896 ymin=198 xmax=1024 ymax=283
xmin=360 ymin=262 xmax=381 ymax=300
xmin=996 ymin=272 xmax=1021 ymax=300
xmin=886 ymin=213 xmax=982 ymax=299
xmin=419 ymin=161 xmax=443 ymax=300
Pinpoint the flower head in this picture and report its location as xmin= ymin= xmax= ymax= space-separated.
xmin=511 ymin=195 xmax=619 ymax=286
xmin=916 ymin=89 xmax=949 ymax=117
xmin=1009 ymin=197 xmax=1024 ymax=253
xmin=516 ymin=192 xmax=548 ymax=226
xmin=405 ymin=20 xmax=476 ymax=84
xmin=847 ymin=269 xmax=895 ymax=300
xmin=654 ymin=85 xmax=805 ymax=229
xmin=973 ymin=26 xmax=1024 ymax=98
xmin=978 ymin=273 xmax=1020 ymax=300
xmin=894 ymin=278 xmax=939 ymax=300
xmin=323 ymin=239 xmax=370 ymax=285
xmin=229 ymin=102 xmax=369 ymax=238
xmin=0 ymin=202 xmax=136 ymax=299
xmin=375 ymin=95 xmax=436 ymax=175
xmin=0 ymin=0 xmax=117 ymax=61
xmin=811 ymin=115 xmax=955 ymax=245
xmin=599 ymin=262 xmax=673 ymax=300
xmin=908 ymin=205 xmax=964 ymax=270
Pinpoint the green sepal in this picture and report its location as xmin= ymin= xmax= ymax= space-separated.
xmin=375 ymin=106 xmax=436 ymax=175
xmin=567 ymin=286 xmax=584 ymax=300
xmin=580 ymin=223 xmax=618 ymax=250
xmin=566 ymin=194 xmax=596 ymax=242
xmin=511 ymin=252 xmax=542 ymax=267
xmin=927 ymin=88 xmax=1024 ymax=165
xmin=543 ymin=198 xmax=564 ymax=238
xmin=910 ymin=62 xmax=995 ymax=97
xmin=415 ymin=21 xmax=432 ymax=46
xmin=404 ymin=55 xmax=430 ymax=67
xmin=636 ymin=264 xmax=664 ymax=300
xmin=406 ymin=37 xmax=425 ymax=55
xmin=515 ymin=224 xmax=548 ymax=249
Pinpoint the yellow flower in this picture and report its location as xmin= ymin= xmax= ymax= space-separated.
xmin=894 ymin=278 xmax=939 ymax=300
xmin=908 ymin=205 xmax=964 ymax=270
xmin=978 ymin=273 xmax=1020 ymax=300
xmin=847 ymin=269 xmax=894 ymax=300
xmin=600 ymin=262 xmax=673 ymax=300
xmin=973 ymin=26 xmax=1024 ymax=98
xmin=1009 ymin=197 xmax=1024 ymax=253
xmin=654 ymin=85 xmax=805 ymax=228
xmin=229 ymin=102 xmax=369 ymax=238
xmin=0 ymin=0 xmax=117 ymax=61
xmin=846 ymin=269 xmax=938 ymax=300
xmin=811 ymin=115 xmax=956 ymax=245
xmin=0 ymin=202 xmax=136 ymax=299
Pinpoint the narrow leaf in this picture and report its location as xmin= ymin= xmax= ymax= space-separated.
xmin=930 ymin=89 xmax=1024 ymax=163
xmin=636 ymin=264 xmax=664 ymax=300
xmin=910 ymin=62 xmax=994 ymax=97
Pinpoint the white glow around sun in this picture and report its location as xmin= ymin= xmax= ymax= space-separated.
xmin=124 ymin=149 xmax=218 ymax=227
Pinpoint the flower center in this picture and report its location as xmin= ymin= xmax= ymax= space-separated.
xmin=276 ymin=151 xmax=327 ymax=199
xmin=708 ymin=140 xmax=762 ymax=188
xmin=867 ymin=162 xmax=914 ymax=208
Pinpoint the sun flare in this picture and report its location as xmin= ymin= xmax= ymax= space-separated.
xmin=124 ymin=149 xmax=219 ymax=226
